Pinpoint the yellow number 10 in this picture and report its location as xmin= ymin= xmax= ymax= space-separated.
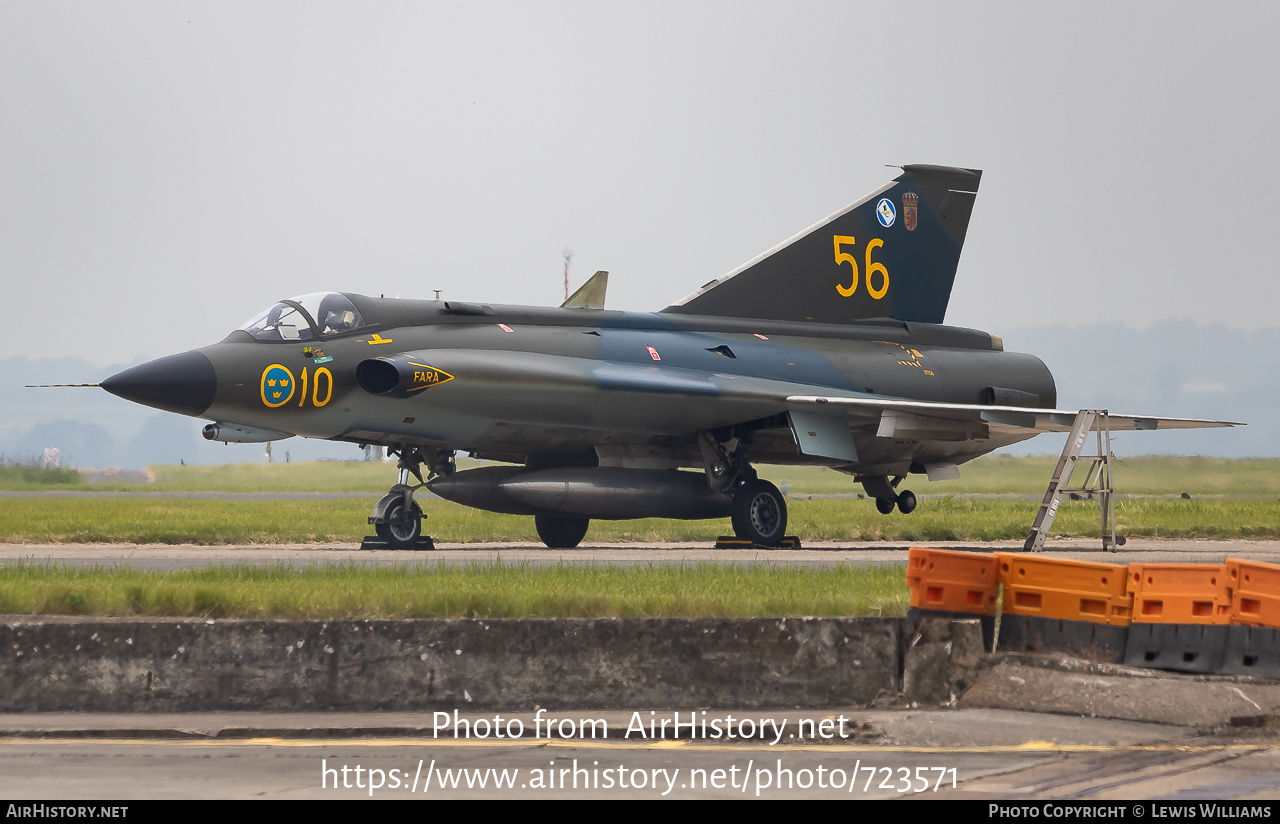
xmin=833 ymin=235 xmax=889 ymax=300
xmin=294 ymin=366 xmax=334 ymax=408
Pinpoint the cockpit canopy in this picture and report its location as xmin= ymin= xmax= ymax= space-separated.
xmin=239 ymin=293 xmax=366 ymax=341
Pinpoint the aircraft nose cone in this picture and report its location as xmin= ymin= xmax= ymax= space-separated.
xmin=101 ymin=350 xmax=218 ymax=417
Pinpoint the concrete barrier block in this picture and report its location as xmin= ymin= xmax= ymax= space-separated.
xmin=902 ymin=618 xmax=985 ymax=706
xmin=0 ymin=617 xmax=903 ymax=712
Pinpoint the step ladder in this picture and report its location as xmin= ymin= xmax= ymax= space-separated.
xmin=1023 ymin=410 xmax=1123 ymax=552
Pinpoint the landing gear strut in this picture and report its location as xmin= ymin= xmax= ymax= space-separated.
xmin=367 ymin=445 xmax=451 ymax=549
xmin=698 ymin=432 xmax=754 ymax=493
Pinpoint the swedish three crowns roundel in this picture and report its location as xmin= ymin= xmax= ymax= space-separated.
xmin=260 ymin=364 xmax=295 ymax=407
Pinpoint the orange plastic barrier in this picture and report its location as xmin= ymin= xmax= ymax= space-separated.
xmin=906 ymin=547 xmax=998 ymax=616
xmin=1128 ymin=563 xmax=1231 ymax=624
xmin=1228 ymin=558 xmax=1280 ymax=628
xmin=994 ymin=553 xmax=1133 ymax=626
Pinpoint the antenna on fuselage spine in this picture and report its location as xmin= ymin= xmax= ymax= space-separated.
xmin=563 ymin=247 xmax=574 ymax=302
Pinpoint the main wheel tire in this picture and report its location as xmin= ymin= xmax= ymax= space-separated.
xmin=380 ymin=500 xmax=423 ymax=548
xmin=896 ymin=490 xmax=917 ymax=515
xmin=535 ymin=515 xmax=590 ymax=549
xmin=731 ymin=479 xmax=787 ymax=546
xmin=875 ymin=496 xmax=896 ymax=515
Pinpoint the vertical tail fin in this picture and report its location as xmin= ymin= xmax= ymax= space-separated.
xmin=561 ymin=270 xmax=609 ymax=309
xmin=662 ymin=164 xmax=981 ymax=325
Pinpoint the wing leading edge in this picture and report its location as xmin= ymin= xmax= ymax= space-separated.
xmin=786 ymin=394 xmax=1244 ymax=433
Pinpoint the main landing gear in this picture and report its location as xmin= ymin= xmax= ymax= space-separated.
xmin=700 ymin=431 xmax=788 ymax=546
xmin=863 ymin=475 xmax=917 ymax=515
xmin=368 ymin=446 xmax=454 ymax=549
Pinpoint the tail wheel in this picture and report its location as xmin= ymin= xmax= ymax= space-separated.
xmin=535 ymin=515 xmax=590 ymax=548
xmin=731 ymin=479 xmax=787 ymax=546
xmin=896 ymin=490 xmax=917 ymax=514
xmin=376 ymin=500 xmax=423 ymax=548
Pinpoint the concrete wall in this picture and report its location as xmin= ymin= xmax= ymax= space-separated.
xmin=0 ymin=617 xmax=906 ymax=712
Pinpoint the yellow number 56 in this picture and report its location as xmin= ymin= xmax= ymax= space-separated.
xmin=833 ymin=235 xmax=889 ymax=300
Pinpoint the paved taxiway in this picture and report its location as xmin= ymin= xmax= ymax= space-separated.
xmin=2 ymin=539 xmax=1279 ymax=571
xmin=2 ymin=708 xmax=1278 ymax=799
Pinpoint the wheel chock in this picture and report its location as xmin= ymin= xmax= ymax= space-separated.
xmin=359 ymin=535 xmax=436 ymax=551
xmin=714 ymin=535 xmax=802 ymax=549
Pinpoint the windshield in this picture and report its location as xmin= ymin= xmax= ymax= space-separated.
xmin=239 ymin=302 xmax=317 ymax=342
xmin=238 ymin=293 xmax=365 ymax=341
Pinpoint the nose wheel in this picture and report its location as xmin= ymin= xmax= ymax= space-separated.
xmin=375 ymin=499 xmax=423 ymax=547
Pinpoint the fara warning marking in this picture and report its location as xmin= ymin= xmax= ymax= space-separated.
xmin=406 ymin=362 xmax=455 ymax=391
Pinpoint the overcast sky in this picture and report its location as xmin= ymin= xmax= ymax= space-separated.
xmin=3 ymin=1 xmax=1278 ymax=368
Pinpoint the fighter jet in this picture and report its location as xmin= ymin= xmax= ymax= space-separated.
xmin=93 ymin=164 xmax=1238 ymax=548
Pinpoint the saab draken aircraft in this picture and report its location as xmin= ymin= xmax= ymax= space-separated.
xmin=91 ymin=165 xmax=1238 ymax=548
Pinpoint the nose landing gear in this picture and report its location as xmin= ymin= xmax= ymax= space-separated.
xmin=366 ymin=445 xmax=451 ymax=549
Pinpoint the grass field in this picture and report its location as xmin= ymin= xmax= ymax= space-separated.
xmin=0 ymin=494 xmax=1275 ymax=544
xmin=0 ymin=562 xmax=908 ymax=619
xmin=0 ymin=458 xmax=85 ymax=489
xmin=1 ymin=455 xmax=1275 ymax=544
xmin=5 ymin=455 xmax=1280 ymax=494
